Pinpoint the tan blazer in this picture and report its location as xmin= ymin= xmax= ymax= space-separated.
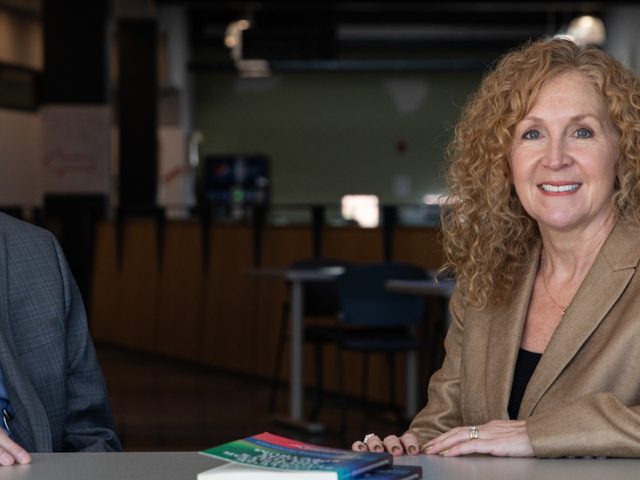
xmin=410 ymin=220 xmax=640 ymax=457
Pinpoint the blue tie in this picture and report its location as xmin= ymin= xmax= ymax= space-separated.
xmin=0 ymin=400 xmax=12 ymax=436
xmin=0 ymin=369 xmax=13 ymax=436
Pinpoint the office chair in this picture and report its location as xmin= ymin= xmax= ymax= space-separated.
xmin=334 ymin=262 xmax=427 ymax=433
xmin=269 ymin=257 xmax=350 ymax=420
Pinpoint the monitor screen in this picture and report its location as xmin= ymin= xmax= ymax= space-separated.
xmin=204 ymin=154 xmax=270 ymax=207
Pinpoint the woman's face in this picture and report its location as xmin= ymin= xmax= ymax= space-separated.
xmin=510 ymin=71 xmax=619 ymax=234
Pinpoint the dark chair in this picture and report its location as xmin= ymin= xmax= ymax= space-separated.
xmin=269 ymin=257 xmax=350 ymax=420
xmin=334 ymin=262 xmax=427 ymax=432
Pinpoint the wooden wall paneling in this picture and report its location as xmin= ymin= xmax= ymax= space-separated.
xmin=336 ymin=349 xmax=367 ymax=400
xmin=260 ymin=226 xmax=314 ymax=269
xmin=201 ymin=225 xmax=254 ymax=372
xmin=393 ymin=227 xmax=443 ymax=270
xmin=322 ymin=227 xmax=384 ymax=264
xmin=90 ymin=221 xmax=123 ymax=344
xmin=252 ymin=226 xmax=313 ymax=380
xmin=366 ymin=352 xmax=407 ymax=405
xmin=90 ymin=220 xmax=441 ymax=415
xmin=392 ymin=227 xmax=443 ymax=270
xmin=250 ymin=271 xmax=287 ymax=380
xmin=155 ymin=221 xmax=205 ymax=362
xmin=117 ymin=219 xmax=160 ymax=351
xmin=325 ymin=347 xmax=405 ymax=405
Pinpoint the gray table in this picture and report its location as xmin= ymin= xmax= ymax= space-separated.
xmin=3 ymin=452 xmax=640 ymax=480
xmin=396 ymin=454 xmax=640 ymax=480
xmin=385 ymin=278 xmax=455 ymax=311
xmin=0 ymin=453 xmax=216 ymax=480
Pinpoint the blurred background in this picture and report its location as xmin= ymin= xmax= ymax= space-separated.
xmin=0 ymin=0 xmax=637 ymax=451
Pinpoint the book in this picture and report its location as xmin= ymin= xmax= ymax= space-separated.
xmin=358 ymin=465 xmax=422 ymax=479
xmin=200 ymin=463 xmax=422 ymax=480
xmin=197 ymin=432 xmax=410 ymax=479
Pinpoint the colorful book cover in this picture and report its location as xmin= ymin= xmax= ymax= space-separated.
xmin=198 ymin=432 xmax=393 ymax=479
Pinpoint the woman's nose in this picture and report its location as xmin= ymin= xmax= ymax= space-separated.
xmin=543 ymin=137 xmax=571 ymax=169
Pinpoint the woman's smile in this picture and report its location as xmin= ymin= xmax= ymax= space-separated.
xmin=537 ymin=182 xmax=582 ymax=194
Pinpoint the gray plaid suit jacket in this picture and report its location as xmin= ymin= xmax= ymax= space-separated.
xmin=0 ymin=213 xmax=121 ymax=452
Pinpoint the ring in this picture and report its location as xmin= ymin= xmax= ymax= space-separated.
xmin=469 ymin=426 xmax=479 ymax=440
xmin=363 ymin=433 xmax=376 ymax=443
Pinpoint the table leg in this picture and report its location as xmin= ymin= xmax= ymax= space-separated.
xmin=273 ymin=279 xmax=324 ymax=433
xmin=289 ymin=280 xmax=303 ymax=420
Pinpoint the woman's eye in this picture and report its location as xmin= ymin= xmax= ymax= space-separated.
xmin=575 ymin=127 xmax=593 ymax=138
xmin=522 ymin=129 xmax=540 ymax=140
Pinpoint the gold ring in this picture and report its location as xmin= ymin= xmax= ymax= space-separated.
xmin=363 ymin=433 xmax=376 ymax=443
xmin=469 ymin=426 xmax=479 ymax=440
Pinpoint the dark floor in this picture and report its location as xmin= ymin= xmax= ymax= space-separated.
xmin=96 ymin=345 xmax=410 ymax=452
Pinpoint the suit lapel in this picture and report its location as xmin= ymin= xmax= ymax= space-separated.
xmin=0 ymin=232 xmax=52 ymax=451
xmin=483 ymin=245 xmax=540 ymax=420
xmin=519 ymin=221 xmax=640 ymax=418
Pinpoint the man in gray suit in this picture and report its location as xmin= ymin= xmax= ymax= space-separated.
xmin=0 ymin=213 xmax=121 ymax=465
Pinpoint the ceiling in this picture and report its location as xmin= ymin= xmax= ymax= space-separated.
xmin=159 ymin=1 xmax=607 ymax=71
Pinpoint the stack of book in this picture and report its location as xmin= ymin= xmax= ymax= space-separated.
xmin=198 ymin=432 xmax=422 ymax=479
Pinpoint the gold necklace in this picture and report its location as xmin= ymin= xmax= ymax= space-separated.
xmin=541 ymin=269 xmax=567 ymax=316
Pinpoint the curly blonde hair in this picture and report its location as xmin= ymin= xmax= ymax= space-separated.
xmin=441 ymin=37 xmax=640 ymax=309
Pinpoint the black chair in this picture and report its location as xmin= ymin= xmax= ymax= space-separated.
xmin=334 ymin=262 xmax=427 ymax=433
xmin=269 ymin=257 xmax=350 ymax=420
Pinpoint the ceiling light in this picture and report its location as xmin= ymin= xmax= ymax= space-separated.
xmin=224 ymin=19 xmax=271 ymax=78
xmin=566 ymin=15 xmax=606 ymax=46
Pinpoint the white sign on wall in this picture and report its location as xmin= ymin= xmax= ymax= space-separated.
xmin=42 ymin=105 xmax=112 ymax=194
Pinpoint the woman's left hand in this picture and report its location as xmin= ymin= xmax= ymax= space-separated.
xmin=424 ymin=420 xmax=534 ymax=457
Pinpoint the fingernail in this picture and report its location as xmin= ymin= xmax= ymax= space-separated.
xmin=391 ymin=446 xmax=401 ymax=454
xmin=408 ymin=446 xmax=417 ymax=455
xmin=17 ymin=452 xmax=30 ymax=464
xmin=373 ymin=445 xmax=383 ymax=452
xmin=439 ymin=449 xmax=450 ymax=456
xmin=357 ymin=444 xmax=366 ymax=451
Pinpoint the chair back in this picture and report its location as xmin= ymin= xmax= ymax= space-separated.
xmin=337 ymin=262 xmax=426 ymax=327
xmin=288 ymin=258 xmax=350 ymax=317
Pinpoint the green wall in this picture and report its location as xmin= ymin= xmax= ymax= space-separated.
xmin=194 ymin=70 xmax=482 ymax=205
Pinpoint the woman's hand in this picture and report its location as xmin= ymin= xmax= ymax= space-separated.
xmin=425 ymin=420 xmax=534 ymax=457
xmin=351 ymin=432 xmax=421 ymax=456
xmin=0 ymin=430 xmax=31 ymax=466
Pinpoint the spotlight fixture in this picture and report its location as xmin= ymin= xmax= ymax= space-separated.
xmin=224 ymin=19 xmax=271 ymax=78
xmin=565 ymin=15 xmax=606 ymax=46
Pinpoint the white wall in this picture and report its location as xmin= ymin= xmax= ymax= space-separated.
xmin=157 ymin=5 xmax=195 ymax=216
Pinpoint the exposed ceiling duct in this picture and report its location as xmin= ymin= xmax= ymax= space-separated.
xmin=168 ymin=1 xmax=606 ymax=71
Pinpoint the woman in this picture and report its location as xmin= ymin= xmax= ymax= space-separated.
xmin=353 ymin=37 xmax=640 ymax=457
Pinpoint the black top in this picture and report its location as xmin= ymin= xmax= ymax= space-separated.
xmin=507 ymin=348 xmax=542 ymax=420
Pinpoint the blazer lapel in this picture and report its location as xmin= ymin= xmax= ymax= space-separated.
xmin=483 ymin=245 xmax=540 ymax=420
xmin=519 ymin=221 xmax=640 ymax=418
xmin=0 ymin=233 xmax=52 ymax=452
